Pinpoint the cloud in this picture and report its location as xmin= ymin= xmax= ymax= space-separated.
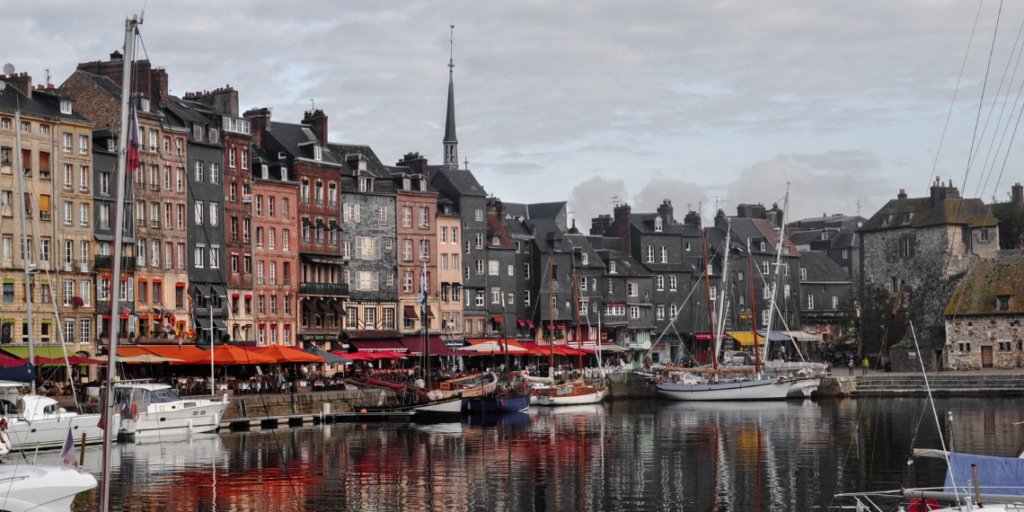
xmin=726 ymin=150 xmax=892 ymax=221
xmin=569 ymin=176 xmax=628 ymax=228
xmin=633 ymin=178 xmax=708 ymax=217
xmin=486 ymin=162 xmax=545 ymax=175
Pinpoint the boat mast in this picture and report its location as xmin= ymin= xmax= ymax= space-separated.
xmin=13 ymin=107 xmax=34 ymax=392
xmin=761 ymin=185 xmax=789 ymax=363
xmin=548 ymin=254 xmax=554 ymax=376
xmin=712 ymin=220 xmax=732 ymax=364
xmin=101 ymin=14 xmax=140 ymax=512
xmin=748 ymin=243 xmax=762 ymax=375
xmin=421 ymin=262 xmax=430 ymax=394
xmin=700 ymin=220 xmax=716 ymax=369
xmin=572 ymin=266 xmax=582 ymax=375
xmin=500 ymin=290 xmax=510 ymax=381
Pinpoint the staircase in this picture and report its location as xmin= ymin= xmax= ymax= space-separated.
xmin=851 ymin=374 xmax=1024 ymax=397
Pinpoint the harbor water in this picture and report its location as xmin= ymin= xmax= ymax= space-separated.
xmin=42 ymin=397 xmax=1024 ymax=511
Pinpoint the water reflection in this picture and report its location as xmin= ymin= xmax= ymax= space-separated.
xmin=47 ymin=398 xmax=1024 ymax=511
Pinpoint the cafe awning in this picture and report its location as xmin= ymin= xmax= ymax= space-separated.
xmin=403 ymin=306 xmax=419 ymax=320
xmin=401 ymin=335 xmax=458 ymax=357
xmin=305 ymin=347 xmax=351 ymax=364
xmin=257 ymin=345 xmax=324 ymax=363
xmin=181 ymin=344 xmax=276 ymax=365
xmin=782 ymin=331 xmax=822 ymax=343
xmin=729 ymin=331 xmax=765 ymax=347
xmin=2 ymin=346 xmax=74 ymax=359
xmin=350 ymin=340 xmax=407 ymax=352
xmin=491 ymin=316 xmax=503 ymax=323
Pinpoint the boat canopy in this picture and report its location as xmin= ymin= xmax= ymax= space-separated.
xmin=944 ymin=452 xmax=1024 ymax=496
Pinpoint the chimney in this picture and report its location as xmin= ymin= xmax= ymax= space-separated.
xmin=590 ymin=214 xmax=612 ymax=235
xmin=302 ymin=109 xmax=328 ymax=145
xmin=714 ymin=208 xmax=726 ymax=226
xmin=1013 ymin=182 xmax=1024 ymax=206
xmin=897 ymin=188 xmax=907 ymax=200
xmin=190 ymin=86 xmax=237 ymax=116
xmin=493 ymin=199 xmax=505 ymax=220
xmin=396 ymin=152 xmax=428 ymax=176
xmin=2 ymin=72 xmax=32 ymax=97
xmin=736 ymin=203 xmax=766 ymax=219
xmin=109 ymin=51 xmax=123 ymax=61
xmin=656 ymin=199 xmax=674 ymax=224
xmin=765 ymin=202 xmax=784 ymax=228
xmin=930 ymin=175 xmax=960 ymax=207
xmin=243 ymin=107 xmax=271 ymax=149
xmin=568 ymin=218 xmax=580 ymax=234
xmin=683 ymin=210 xmax=702 ymax=227
xmin=151 ymin=68 xmax=169 ymax=101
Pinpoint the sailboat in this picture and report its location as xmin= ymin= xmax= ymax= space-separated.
xmin=656 ymin=205 xmax=822 ymax=401
xmin=463 ymin=295 xmax=530 ymax=413
xmin=536 ymin=257 xmax=605 ymax=406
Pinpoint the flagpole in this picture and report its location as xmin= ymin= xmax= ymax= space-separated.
xmin=101 ymin=15 xmax=140 ymax=512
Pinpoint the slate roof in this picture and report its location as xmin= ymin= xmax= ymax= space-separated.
xmin=789 ymin=214 xmax=865 ymax=232
xmin=526 ymin=219 xmax=566 ymax=253
xmin=0 ymin=85 xmax=92 ymax=125
xmin=944 ymin=251 xmax=1024 ymax=316
xmin=564 ymin=233 xmax=604 ymax=270
xmin=266 ymin=121 xmax=339 ymax=164
xmin=724 ymin=218 xmax=799 ymax=256
xmin=861 ymin=197 xmax=997 ymax=232
xmin=164 ymin=95 xmax=216 ymax=125
xmin=429 ymin=167 xmax=487 ymax=197
xmin=799 ymin=252 xmax=851 ymax=282
xmin=327 ymin=143 xmax=390 ymax=179
xmin=502 ymin=218 xmax=534 ymax=238
xmin=596 ymin=249 xmax=650 ymax=277
xmin=631 ymin=213 xmax=701 ymax=236
xmin=504 ymin=201 xmax=566 ymax=221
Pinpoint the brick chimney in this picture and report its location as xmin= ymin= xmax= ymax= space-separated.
xmin=243 ymin=108 xmax=271 ymax=149
xmin=590 ymin=214 xmax=612 ymax=235
xmin=189 ymin=86 xmax=237 ymax=116
xmin=736 ymin=203 xmax=766 ymax=219
xmin=929 ymin=176 xmax=960 ymax=207
xmin=1 ymin=72 xmax=32 ymax=98
xmin=302 ymin=109 xmax=328 ymax=144
xmin=396 ymin=152 xmax=428 ymax=176
xmin=608 ymin=203 xmax=632 ymax=249
xmin=492 ymin=199 xmax=505 ymax=220
xmin=683 ymin=210 xmax=701 ymax=227
xmin=656 ymin=199 xmax=674 ymax=224
xmin=1012 ymin=182 xmax=1023 ymax=206
xmin=897 ymin=188 xmax=908 ymax=200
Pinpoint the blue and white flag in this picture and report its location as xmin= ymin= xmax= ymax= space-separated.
xmin=416 ymin=262 xmax=427 ymax=308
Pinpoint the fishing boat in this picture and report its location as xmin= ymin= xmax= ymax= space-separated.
xmin=464 ymin=295 xmax=531 ymax=413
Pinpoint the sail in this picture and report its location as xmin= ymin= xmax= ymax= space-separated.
xmin=944 ymin=452 xmax=1024 ymax=496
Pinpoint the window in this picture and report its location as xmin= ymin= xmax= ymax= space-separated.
xmin=660 ymin=246 xmax=668 ymax=263
xmin=194 ymin=161 xmax=204 ymax=182
xmin=628 ymin=282 xmax=638 ymax=297
xmin=80 ymin=280 xmax=90 ymax=306
xmin=488 ymin=260 xmax=499 ymax=275
xmin=176 ymin=167 xmax=184 ymax=191
xmin=582 ymin=252 xmax=589 ymax=265
xmin=418 ymin=207 xmax=429 ymax=229
xmin=194 ymin=201 xmax=203 ymax=225
xmin=763 ymin=284 xmax=771 ymax=300
xmin=209 ymin=202 xmax=218 ymax=226
xmin=177 ymin=204 xmax=185 ymax=230
xmin=476 ymin=291 xmax=485 ymax=307
xmin=981 ymin=229 xmax=990 ymax=242
xmin=63 ymin=201 xmax=72 ymax=225
xmin=100 ymin=172 xmax=110 ymax=195
xmin=475 ymin=233 xmax=484 ymax=249
xmin=177 ymin=244 xmax=185 ymax=269
xmin=654 ymin=217 xmax=663 ymax=232
xmin=476 ymin=259 xmax=484 ymax=275
xmin=194 ymin=245 xmax=205 ymax=268
xmin=656 ymin=275 xmax=664 ymax=290
xmin=646 ymin=246 xmax=653 ymax=263
xmin=630 ymin=306 xmax=640 ymax=319
xmin=524 ymin=263 xmax=530 ymax=279
xmin=998 ymin=296 xmax=1012 ymax=311
xmin=343 ymin=204 xmax=362 ymax=223
xmin=762 ymin=261 xmax=769 ymax=275
xmin=62 ymin=133 xmax=72 ymax=152
xmin=79 ymin=166 xmax=89 ymax=192
xmin=832 ymin=296 xmax=839 ymax=310
xmin=210 ymin=163 xmax=220 ymax=184
xmin=806 ymin=294 xmax=814 ymax=310
xmin=419 ymin=240 xmax=430 ymax=260
xmin=842 ymin=249 xmax=849 ymax=259
xmin=657 ymin=304 xmax=665 ymax=319
xmin=609 ymin=261 xmax=616 ymax=274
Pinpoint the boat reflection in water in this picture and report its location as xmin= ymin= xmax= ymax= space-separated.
xmin=41 ymin=398 xmax=1024 ymax=512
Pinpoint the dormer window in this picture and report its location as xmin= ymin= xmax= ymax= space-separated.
xmin=359 ymin=177 xmax=370 ymax=192
xmin=419 ymin=179 xmax=426 ymax=192
xmin=281 ymin=167 xmax=289 ymax=181
xmin=981 ymin=229 xmax=990 ymax=241
xmin=609 ymin=261 xmax=616 ymax=274
xmin=759 ymin=241 xmax=766 ymax=252
xmin=278 ymin=152 xmax=287 ymax=161
xmin=261 ymin=165 xmax=269 ymax=180
xmin=314 ymin=146 xmax=323 ymax=161
xmin=654 ymin=217 xmax=663 ymax=232
xmin=403 ymin=178 xmax=411 ymax=191
xmin=209 ymin=128 xmax=219 ymax=144
xmin=107 ymin=139 xmax=116 ymax=152
xmin=882 ymin=215 xmax=891 ymax=227
xmin=997 ymin=295 xmax=1012 ymax=311
xmin=492 ymin=236 xmax=500 ymax=245
xmin=902 ymin=212 xmax=912 ymax=224
xmin=581 ymin=253 xmax=589 ymax=265
xmin=140 ymin=98 xmax=150 ymax=112
xmin=821 ymin=232 xmax=828 ymax=240
xmin=193 ymin=124 xmax=203 ymax=141
xmin=59 ymin=100 xmax=72 ymax=115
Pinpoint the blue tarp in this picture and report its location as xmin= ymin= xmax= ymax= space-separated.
xmin=0 ymin=363 xmax=35 ymax=383
xmin=757 ymin=331 xmax=792 ymax=342
xmin=944 ymin=452 xmax=1024 ymax=496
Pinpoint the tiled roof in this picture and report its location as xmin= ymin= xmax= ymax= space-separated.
xmin=862 ymin=197 xmax=996 ymax=232
xmin=944 ymin=251 xmax=1024 ymax=316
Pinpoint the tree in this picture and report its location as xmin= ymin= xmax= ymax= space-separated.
xmin=992 ymin=201 xmax=1024 ymax=250
xmin=838 ymin=284 xmax=906 ymax=358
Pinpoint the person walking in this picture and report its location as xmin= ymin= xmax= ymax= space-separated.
xmin=848 ymin=358 xmax=854 ymax=375
xmin=861 ymin=357 xmax=869 ymax=376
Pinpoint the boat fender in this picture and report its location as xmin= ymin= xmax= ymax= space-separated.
xmin=0 ymin=417 xmax=7 ymax=431
xmin=500 ymin=399 xmax=504 ymax=407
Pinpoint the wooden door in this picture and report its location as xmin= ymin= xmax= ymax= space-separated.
xmin=982 ymin=346 xmax=993 ymax=368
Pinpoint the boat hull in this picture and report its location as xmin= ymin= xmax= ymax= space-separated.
xmin=0 ymin=464 xmax=97 ymax=512
xmin=6 ymin=414 xmax=103 ymax=451
xmin=536 ymin=388 xmax=606 ymax=406
xmin=122 ymin=398 xmax=229 ymax=438
xmin=464 ymin=394 xmax=531 ymax=413
xmin=413 ymin=396 xmax=464 ymax=414
xmin=656 ymin=378 xmax=795 ymax=401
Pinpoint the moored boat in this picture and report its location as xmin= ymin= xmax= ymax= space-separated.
xmin=107 ymin=382 xmax=229 ymax=439
xmin=536 ymin=382 xmax=606 ymax=406
xmin=464 ymin=390 xmax=531 ymax=413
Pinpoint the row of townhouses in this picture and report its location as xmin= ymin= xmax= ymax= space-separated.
xmin=1 ymin=49 xmax=1021 ymax=372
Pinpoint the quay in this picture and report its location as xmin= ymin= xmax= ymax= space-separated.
xmin=816 ymin=369 xmax=1024 ymax=397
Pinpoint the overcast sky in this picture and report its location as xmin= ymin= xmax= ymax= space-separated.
xmin=6 ymin=1 xmax=1024 ymax=226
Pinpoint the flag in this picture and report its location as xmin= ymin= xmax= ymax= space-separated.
xmin=58 ymin=425 xmax=77 ymax=468
xmin=126 ymin=104 xmax=141 ymax=173
xmin=129 ymin=391 xmax=139 ymax=421
xmin=123 ymin=306 xmax=130 ymax=317
xmin=119 ymin=390 xmax=137 ymax=421
xmin=416 ymin=263 xmax=427 ymax=307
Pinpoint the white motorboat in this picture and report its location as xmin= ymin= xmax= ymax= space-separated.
xmin=0 ymin=464 xmax=97 ymax=512
xmin=109 ymin=382 xmax=228 ymax=438
xmin=0 ymin=383 xmax=103 ymax=451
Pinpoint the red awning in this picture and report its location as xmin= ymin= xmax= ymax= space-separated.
xmin=244 ymin=294 xmax=253 ymax=299
xmin=694 ymin=333 xmax=729 ymax=340
xmin=525 ymin=320 xmax=535 ymax=328
xmin=350 ymin=340 xmax=407 ymax=352
xmin=401 ymin=335 xmax=458 ymax=357
xmin=491 ymin=316 xmax=503 ymax=323
xmin=517 ymin=319 xmax=525 ymax=327
xmin=403 ymin=306 xmax=419 ymax=320
xmin=232 ymin=293 xmax=240 ymax=298
xmin=426 ymin=306 xmax=435 ymax=318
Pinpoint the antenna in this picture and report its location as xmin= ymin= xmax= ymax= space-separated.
xmin=610 ymin=195 xmax=620 ymax=207
xmin=44 ymin=68 xmax=50 ymax=86
xmin=856 ymin=199 xmax=861 ymax=216
xmin=310 ymin=98 xmax=314 ymax=111
xmin=3 ymin=63 xmax=14 ymax=76
xmin=464 ymin=156 xmax=468 ymax=170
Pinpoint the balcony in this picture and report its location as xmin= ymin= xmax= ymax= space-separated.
xmin=299 ymin=282 xmax=349 ymax=296
xmin=94 ymin=255 xmax=137 ymax=270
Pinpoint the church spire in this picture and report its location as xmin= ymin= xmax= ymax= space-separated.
xmin=443 ymin=23 xmax=459 ymax=169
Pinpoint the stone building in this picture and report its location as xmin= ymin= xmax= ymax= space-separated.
xmin=164 ymin=96 xmax=227 ymax=346
xmin=0 ymin=76 xmax=97 ymax=362
xmin=860 ymin=180 xmax=1000 ymax=370
xmin=943 ymin=251 xmax=1024 ymax=370
xmin=326 ymin=144 xmax=397 ymax=352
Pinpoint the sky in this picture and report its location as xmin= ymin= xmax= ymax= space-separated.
xmin=5 ymin=0 xmax=1024 ymax=227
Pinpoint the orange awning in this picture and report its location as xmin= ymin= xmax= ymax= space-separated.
xmin=257 ymin=345 xmax=324 ymax=363
xmin=181 ymin=345 xmax=275 ymax=365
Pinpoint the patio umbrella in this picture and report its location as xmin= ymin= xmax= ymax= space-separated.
xmin=372 ymin=351 xmax=405 ymax=361
xmin=115 ymin=354 xmax=184 ymax=364
xmin=258 ymin=345 xmax=324 ymax=364
xmin=183 ymin=345 xmax=276 ymax=365
xmin=339 ymin=351 xmax=375 ymax=362
xmin=305 ymin=347 xmax=352 ymax=364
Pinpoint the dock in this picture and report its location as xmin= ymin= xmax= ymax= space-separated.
xmin=220 ymin=410 xmax=416 ymax=430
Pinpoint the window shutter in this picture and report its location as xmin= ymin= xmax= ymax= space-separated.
xmin=354 ymin=205 xmax=361 ymax=223
xmin=373 ymin=272 xmax=379 ymax=291
xmin=342 ymin=204 xmax=349 ymax=223
xmin=355 ymin=237 xmax=362 ymax=260
xmin=373 ymin=237 xmax=381 ymax=260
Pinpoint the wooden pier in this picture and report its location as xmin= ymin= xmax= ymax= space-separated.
xmin=220 ymin=410 xmax=416 ymax=430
